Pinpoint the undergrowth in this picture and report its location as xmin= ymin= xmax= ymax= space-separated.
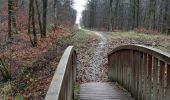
xmin=0 ymin=58 xmax=11 ymax=82
xmin=58 ymin=29 xmax=93 ymax=49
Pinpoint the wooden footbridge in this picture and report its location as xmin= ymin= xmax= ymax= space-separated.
xmin=45 ymin=45 xmax=170 ymax=100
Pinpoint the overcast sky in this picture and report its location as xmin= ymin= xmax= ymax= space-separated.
xmin=73 ymin=0 xmax=87 ymax=24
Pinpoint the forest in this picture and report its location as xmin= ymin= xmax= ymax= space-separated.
xmin=0 ymin=0 xmax=170 ymax=99
xmin=82 ymin=0 xmax=170 ymax=34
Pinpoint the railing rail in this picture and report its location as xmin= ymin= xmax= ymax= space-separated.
xmin=45 ymin=46 xmax=76 ymax=100
xmin=108 ymin=44 xmax=170 ymax=100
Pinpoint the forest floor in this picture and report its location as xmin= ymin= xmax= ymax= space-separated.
xmin=0 ymin=28 xmax=170 ymax=99
xmin=0 ymin=27 xmax=75 ymax=99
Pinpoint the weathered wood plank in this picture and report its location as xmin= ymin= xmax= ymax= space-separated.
xmin=78 ymin=82 xmax=134 ymax=100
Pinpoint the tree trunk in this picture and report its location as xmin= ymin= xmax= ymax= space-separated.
xmin=42 ymin=0 xmax=48 ymax=38
xmin=54 ymin=0 xmax=59 ymax=27
xmin=32 ymin=0 xmax=37 ymax=46
xmin=28 ymin=0 xmax=37 ymax=47
xmin=8 ymin=0 xmax=12 ymax=38
xmin=108 ymin=0 xmax=113 ymax=31
xmin=35 ymin=0 xmax=43 ymax=37
xmin=8 ymin=0 xmax=17 ymax=38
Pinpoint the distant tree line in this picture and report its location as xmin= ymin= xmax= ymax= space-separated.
xmin=81 ymin=0 xmax=170 ymax=34
xmin=7 ymin=0 xmax=76 ymax=46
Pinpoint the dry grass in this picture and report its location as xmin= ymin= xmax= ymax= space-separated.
xmin=107 ymin=31 xmax=170 ymax=53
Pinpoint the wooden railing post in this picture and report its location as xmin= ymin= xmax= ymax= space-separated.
xmin=45 ymin=46 xmax=77 ymax=100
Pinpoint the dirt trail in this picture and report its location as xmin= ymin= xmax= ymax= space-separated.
xmin=77 ymin=29 xmax=111 ymax=83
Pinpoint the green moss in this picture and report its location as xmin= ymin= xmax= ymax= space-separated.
xmin=14 ymin=93 xmax=24 ymax=100
xmin=73 ymin=84 xmax=80 ymax=100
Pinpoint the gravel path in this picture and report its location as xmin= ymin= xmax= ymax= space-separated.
xmin=77 ymin=30 xmax=112 ymax=83
xmin=88 ymin=31 xmax=107 ymax=81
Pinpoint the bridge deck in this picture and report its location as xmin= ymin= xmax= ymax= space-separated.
xmin=78 ymin=82 xmax=134 ymax=100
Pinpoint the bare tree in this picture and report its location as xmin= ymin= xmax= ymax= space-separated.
xmin=42 ymin=0 xmax=48 ymax=38
xmin=28 ymin=0 xmax=37 ymax=47
xmin=8 ymin=0 xmax=17 ymax=38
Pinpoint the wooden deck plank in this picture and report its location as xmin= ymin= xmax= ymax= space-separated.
xmin=78 ymin=82 xmax=134 ymax=100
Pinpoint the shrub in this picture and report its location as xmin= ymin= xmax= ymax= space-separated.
xmin=0 ymin=58 xmax=11 ymax=82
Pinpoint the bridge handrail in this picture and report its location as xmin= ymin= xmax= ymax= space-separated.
xmin=108 ymin=44 xmax=170 ymax=100
xmin=45 ymin=46 xmax=76 ymax=100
